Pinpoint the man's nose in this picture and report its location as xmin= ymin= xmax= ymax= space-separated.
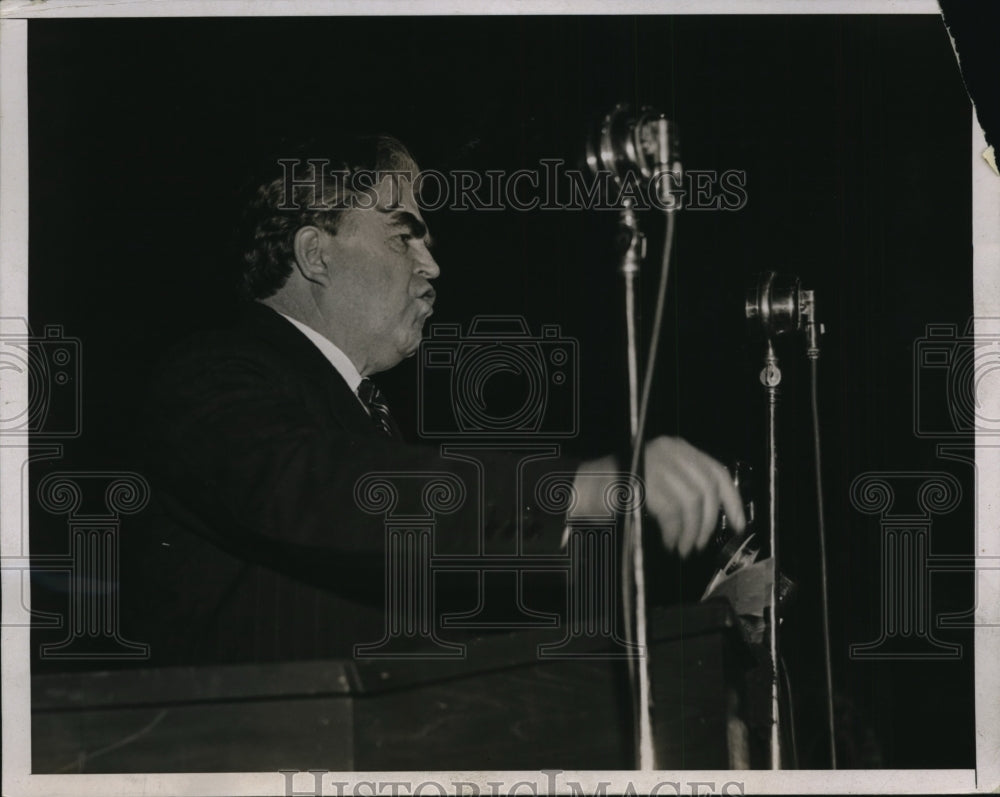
xmin=415 ymin=247 xmax=440 ymax=280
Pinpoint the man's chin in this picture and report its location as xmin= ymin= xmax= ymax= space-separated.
xmin=395 ymin=332 xmax=423 ymax=362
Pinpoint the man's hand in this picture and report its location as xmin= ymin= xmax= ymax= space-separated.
xmin=572 ymin=436 xmax=746 ymax=558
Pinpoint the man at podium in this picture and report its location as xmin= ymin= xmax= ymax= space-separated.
xmin=129 ymin=134 xmax=744 ymax=666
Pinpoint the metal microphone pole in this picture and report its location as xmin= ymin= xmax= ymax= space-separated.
xmin=747 ymin=272 xmax=836 ymax=769
xmin=620 ymin=199 xmax=644 ymax=438
xmin=747 ymin=270 xmax=795 ymax=770
xmin=760 ymin=337 xmax=783 ymax=769
xmin=617 ymin=197 xmax=655 ymax=770
xmin=802 ymin=292 xmax=837 ymax=768
xmin=586 ymin=104 xmax=680 ymax=771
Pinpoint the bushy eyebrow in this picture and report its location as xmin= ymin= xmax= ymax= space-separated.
xmin=382 ymin=209 xmax=434 ymax=249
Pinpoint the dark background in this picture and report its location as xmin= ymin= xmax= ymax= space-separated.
xmin=28 ymin=15 xmax=974 ymax=769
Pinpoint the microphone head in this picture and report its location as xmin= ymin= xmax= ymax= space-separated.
xmin=746 ymin=271 xmax=803 ymax=339
xmin=585 ymin=104 xmax=681 ymax=195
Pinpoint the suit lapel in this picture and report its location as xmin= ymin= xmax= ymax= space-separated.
xmin=239 ymin=303 xmax=375 ymax=434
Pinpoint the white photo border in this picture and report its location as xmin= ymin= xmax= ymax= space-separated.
xmin=2 ymin=1 xmax=996 ymax=794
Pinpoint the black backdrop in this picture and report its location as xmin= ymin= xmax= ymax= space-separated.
xmin=28 ymin=15 xmax=974 ymax=769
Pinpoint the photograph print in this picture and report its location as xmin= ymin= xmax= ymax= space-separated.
xmin=2 ymin=3 xmax=996 ymax=795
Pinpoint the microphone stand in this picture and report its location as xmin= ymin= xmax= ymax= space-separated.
xmin=803 ymin=293 xmax=837 ymax=768
xmin=617 ymin=197 xmax=656 ymax=770
xmin=586 ymin=104 xmax=680 ymax=771
xmin=760 ymin=337 xmax=783 ymax=769
xmin=748 ymin=273 xmax=833 ymax=769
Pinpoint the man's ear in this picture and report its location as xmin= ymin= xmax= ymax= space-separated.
xmin=292 ymin=226 xmax=332 ymax=286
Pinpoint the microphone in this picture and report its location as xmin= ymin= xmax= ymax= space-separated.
xmin=746 ymin=271 xmax=822 ymax=352
xmin=585 ymin=104 xmax=682 ymax=209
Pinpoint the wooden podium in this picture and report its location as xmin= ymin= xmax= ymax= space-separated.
xmin=32 ymin=600 xmax=758 ymax=773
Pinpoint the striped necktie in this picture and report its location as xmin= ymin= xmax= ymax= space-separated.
xmin=357 ymin=378 xmax=397 ymax=438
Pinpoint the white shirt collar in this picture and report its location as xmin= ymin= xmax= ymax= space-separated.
xmin=275 ymin=311 xmax=364 ymax=395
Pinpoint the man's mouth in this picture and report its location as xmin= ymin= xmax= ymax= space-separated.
xmin=417 ymin=293 xmax=436 ymax=318
xmin=411 ymin=303 xmax=433 ymax=330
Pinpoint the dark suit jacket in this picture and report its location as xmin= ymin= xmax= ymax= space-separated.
xmin=125 ymin=303 xmax=577 ymax=665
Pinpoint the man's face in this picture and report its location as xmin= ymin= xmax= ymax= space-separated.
xmin=317 ymin=167 xmax=439 ymax=375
